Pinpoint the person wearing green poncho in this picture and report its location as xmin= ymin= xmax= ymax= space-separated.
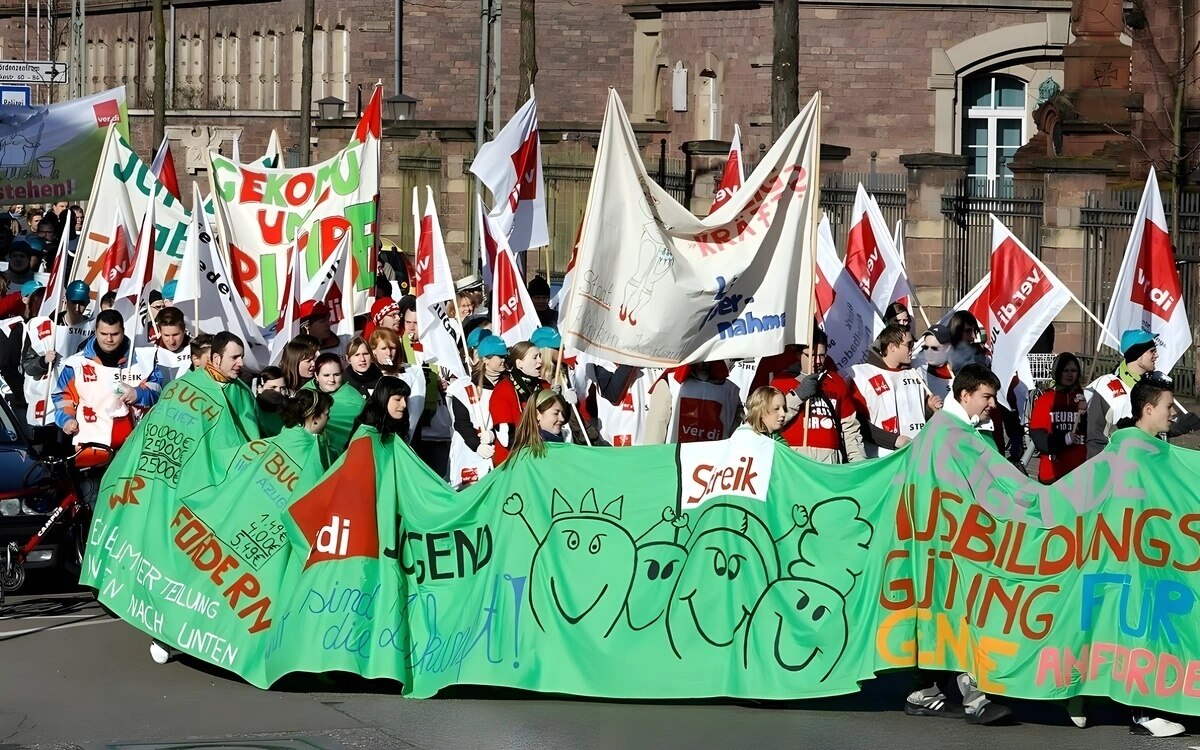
xmin=253 ymin=366 xmax=287 ymax=438
xmin=186 ymin=332 xmax=262 ymax=442
xmin=306 ymin=353 xmax=366 ymax=461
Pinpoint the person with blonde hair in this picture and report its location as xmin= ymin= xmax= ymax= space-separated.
xmin=505 ymin=388 xmax=568 ymax=462
xmin=742 ymin=386 xmax=787 ymax=439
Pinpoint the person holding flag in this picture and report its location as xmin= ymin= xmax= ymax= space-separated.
xmin=448 ymin=334 xmax=507 ymax=487
xmin=850 ymin=324 xmax=942 ymax=456
xmin=489 ymin=341 xmax=549 ymax=465
xmin=771 ymin=329 xmax=865 ymax=463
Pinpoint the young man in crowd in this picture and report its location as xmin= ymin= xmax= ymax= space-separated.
xmin=154 ymin=307 xmax=193 ymax=384
xmin=190 ymin=333 xmax=213 ymax=371
xmin=906 ymin=363 xmax=1012 ymax=726
xmin=771 ymin=330 xmax=865 ymax=463
xmin=5 ymin=241 xmax=36 ymax=286
xmin=850 ymin=324 xmax=942 ymax=456
xmin=1086 ymin=329 xmax=1159 ymax=457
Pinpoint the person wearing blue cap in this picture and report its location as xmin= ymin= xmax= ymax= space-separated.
xmin=162 ymin=279 xmax=178 ymax=305
xmin=1084 ymin=328 xmax=1159 ymax=458
xmin=21 ymin=280 xmax=96 ymax=414
xmin=528 ymin=326 xmax=601 ymax=446
xmin=448 ymin=334 xmax=507 ymax=486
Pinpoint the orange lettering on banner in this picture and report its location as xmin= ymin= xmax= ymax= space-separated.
xmin=170 ymin=506 xmax=273 ymax=634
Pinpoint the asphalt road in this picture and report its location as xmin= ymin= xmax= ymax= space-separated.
xmin=3 ymin=574 xmax=1200 ymax=750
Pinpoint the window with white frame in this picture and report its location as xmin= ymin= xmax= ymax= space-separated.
xmin=962 ymin=74 xmax=1027 ymax=191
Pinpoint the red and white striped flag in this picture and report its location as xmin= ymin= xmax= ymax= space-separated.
xmin=987 ymin=216 xmax=1070 ymax=408
xmin=710 ymin=124 xmax=744 ymax=213
xmin=412 ymin=187 xmax=467 ymax=379
xmin=1100 ymin=167 xmax=1192 ymax=373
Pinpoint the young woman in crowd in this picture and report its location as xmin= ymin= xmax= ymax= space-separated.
xmin=344 ymin=336 xmax=382 ymax=396
xmin=306 ymin=352 xmax=366 ymax=457
xmin=280 ymin=335 xmax=319 ymax=394
xmin=353 ymin=375 xmax=412 ymax=445
xmin=369 ymin=328 xmax=404 ymax=377
xmin=742 ymin=386 xmax=788 ymax=440
xmin=254 ymin=366 xmax=288 ymax=437
xmin=946 ymin=311 xmax=988 ymax=372
xmin=448 ymin=334 xmax=507 ymax=487
xmin=505 ymin=388 xmax=568 ymax=462
xmin=488 ymin=341 xmax=550 ymax=464
xmin=1028 ymin=353 xmax=1087 ymax=484
xmin=883 ymin=302 xmax=912 ymax=331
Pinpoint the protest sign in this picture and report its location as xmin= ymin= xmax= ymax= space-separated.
xmin=82 ymin=404 xmax=1200 ymax=715
xmin=210 ymin=88 xmax=381 ymax=328
xmin=0 ymin=87 xmax=127 ymax=203
xmin=561 ymin=90 xmax=820 ymax=367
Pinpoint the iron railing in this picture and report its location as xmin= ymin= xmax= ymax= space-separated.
xmin=941 ymin=180 xmax=1044 ymax=305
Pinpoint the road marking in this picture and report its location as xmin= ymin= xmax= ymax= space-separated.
xmin=0 ymin=612 xmax=101 ymax=620
xmin=0 ymin=615 xmax=117 ymax=639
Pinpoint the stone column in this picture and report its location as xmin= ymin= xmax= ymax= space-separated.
xmin=898 ymin=152 xmax=968 ymax=312
xmin=1030 ymin=157 xmax=1115 ymax=355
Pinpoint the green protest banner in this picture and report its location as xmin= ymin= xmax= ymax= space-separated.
xmin=0 ymin=88 xmax=128 ymax=203
xmin=82 ymin=412 xmax=1200 ymax=714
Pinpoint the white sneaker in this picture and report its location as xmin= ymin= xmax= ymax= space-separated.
xmin=1132 ymin=715 xmax=1185 ymax=737
xmin=1066 ymin=696 xmax=1086 ymax=728
xmin=149 ymin=640 xmax=171 ymax=664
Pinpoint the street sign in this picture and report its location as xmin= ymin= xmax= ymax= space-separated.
xmin=0 ymin=60 xmax=68 ymax=85
xmin=0 ymin=85 xmax=31 ymax=106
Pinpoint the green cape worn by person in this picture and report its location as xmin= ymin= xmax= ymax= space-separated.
xmin=302 ymin=379 xmax=366 ymax=460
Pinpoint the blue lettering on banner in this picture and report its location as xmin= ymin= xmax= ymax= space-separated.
xmin=717 ymin=310 xmax=788 ymax=339
xmin=1080 ymin=572 xmax=1195 ymax=646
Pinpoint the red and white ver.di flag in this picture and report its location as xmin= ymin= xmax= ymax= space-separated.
xmin=710 ymin=124 xmax=745 ymax=213
xmin=488 ymin=211 xmax=539 ymax=346
xmin=412 ymin=187 xmax=467 ymax=380
xmin=469 ymin=88 xmax=548 ymax=252
xmin=845 ymin=184 xmax=908 ymax=319
xmin=815 ymin=214 xmax=880 ymax=371
xmin=1100 ymin=167 xmax=1192 ymax=373
xmin=987 ymin=215 xmax=1071 ymax=408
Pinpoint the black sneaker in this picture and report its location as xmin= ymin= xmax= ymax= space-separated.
xmin=965 ymin=702 xmax=1013 ymax=725
xmin=905 ymin=693 xmax=965 ymax=718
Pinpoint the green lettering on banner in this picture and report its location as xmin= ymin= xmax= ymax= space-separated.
xmin=213 ymin=158 xmax=239 ymax=202
xmin=344 ymin=201 xmax=378 ymax=292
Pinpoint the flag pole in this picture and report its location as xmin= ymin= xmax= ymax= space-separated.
xmin=802 ymin=92 xmax=823 ymax=436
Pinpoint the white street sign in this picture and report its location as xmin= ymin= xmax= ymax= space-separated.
xmin=0 ymin=61 xmax=68 ymax=85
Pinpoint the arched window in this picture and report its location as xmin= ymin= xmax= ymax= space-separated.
xmin=962 ymin=74 xmax=1027 ymax=191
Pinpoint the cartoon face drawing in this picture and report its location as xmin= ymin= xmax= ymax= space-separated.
xmin=666 ymin=504 xmax=777 ymax=659
xmin=527 ymin=489 xmax=635 ymax=638
xmin=744 ymin=577 xmax=848 ymax=681
xmin=626 ymin=540 xmax=687 ymax=631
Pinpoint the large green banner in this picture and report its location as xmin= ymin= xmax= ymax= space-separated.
xmin=82 ymin=403 xmax=1200 ymax=713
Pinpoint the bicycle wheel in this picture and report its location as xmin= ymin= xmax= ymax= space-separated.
xmin=0 ymin=554 xmax=25 ymax=593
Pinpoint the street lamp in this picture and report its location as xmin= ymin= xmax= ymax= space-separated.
xmin=316 ymin=96 xmax=346 ymax=121
xmin=385 ymin=93 xmax=419 ymax=121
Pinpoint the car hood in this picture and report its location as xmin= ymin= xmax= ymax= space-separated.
xmin=0 ymin=445 xmax=47 ymax=496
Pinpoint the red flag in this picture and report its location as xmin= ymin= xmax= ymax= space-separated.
xmin=710 ymin=124 xmax=744 ymax=213
xmin=353 ymin=85 xmax=383 ymax=143
xmin=150 ymin=136 xmax=181 ymax=200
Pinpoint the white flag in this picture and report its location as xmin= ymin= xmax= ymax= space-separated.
xmin=114 ymin=197 xmax=158 ymax=330
xmin=412 ymin=187 xmax=468 ymax=380
xmin=469 ymin=88 xmax=548 ymax=252
xmin=268 ymin=231 xmax=347 ymax=365
xmin=1100 ymin=167 xmax=1192 ymax=373
xmin=561 ymin=89 xmax=821 ymax=367
xmin=987 ymin=216 xmax=1071 ymax=408
xmin=176 ymin=187 xmax=271 ymax=369
xmin=816 ymin=214 xmax=881 ymax=371
xmin=845 ymin=184 xmax=908 ymax=318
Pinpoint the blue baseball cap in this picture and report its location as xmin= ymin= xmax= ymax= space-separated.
xmin=476 ymin=335 xmax=508 ymax=359
xmin=21 ymin=280 xmax=44 ymax=298
xmin=162 ymin=279 xmax=178 ymax=300
xmin=529 ymin=326 xmax=561 ymax=349
xmin=466 ymin=325 xmax=491 ymax=350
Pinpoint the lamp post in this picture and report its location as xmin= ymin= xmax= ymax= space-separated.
xmin=316 ymin=96 xmax=346 ymax=121
xmin=384 ymin=93 xmax=418 ymax=122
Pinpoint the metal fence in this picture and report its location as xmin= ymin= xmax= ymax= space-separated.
xmin=819 ymin=171 xmax=907 ymax=251
xmin=1082 ymin=189 xmax=1200 ymax=395
xmin=941 ymin=180 xmax=1044 ymax=305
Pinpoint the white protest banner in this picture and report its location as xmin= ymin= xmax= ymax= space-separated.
xmin=988 ymin=216 xmax=1070 ymax=407
xmin=816 ymin=214 xmax=880 ymax=371
xmin=470 ymin=88 xmax=548 ymax=252
xmin=0 ymin=87 xmax=127 ymax=203
xmin=1100 ymin=167 xmax=1192 ymax=373
xmin=561 ymin=89 xmax=820 ymax=367
xmin=210 ymin=87 xmax=381 ymax=328
xmin=74 ymin=127 xmax=284 ymax=302
xmin=175 ymin=187 xmax=270 ymax=369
